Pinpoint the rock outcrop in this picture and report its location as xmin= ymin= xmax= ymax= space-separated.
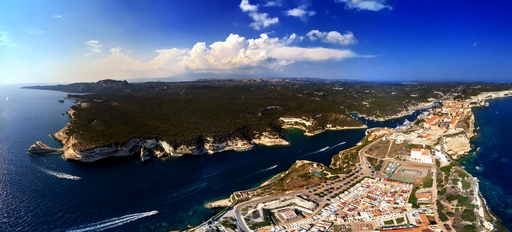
xmin=280 ymin=116 xmax=367 ymax=136
xmin=442 ymin=135 xmax=471 ymax=159
xmin=252 ymin=132 xmax=290 ymax=146
xmin=28 ymin=141 xmax=63 ymax=154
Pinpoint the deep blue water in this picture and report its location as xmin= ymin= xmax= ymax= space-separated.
xmin=0 ymin=85 xmax=424 ymax=231
xmin=460 ymin=97 xmax=512 ymax=230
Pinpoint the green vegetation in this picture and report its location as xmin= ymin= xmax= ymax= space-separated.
xmin=383 ymin=219 xmax=394 ymax=225
xmin=438 ymin=188 xmax=447 ymax=196
xmin=463 ymin=225 xmax=477 ymax=232
xmin=457 ymin=170 xmax=470 ymax=179
xmin=437 ymin=200 xmax=449 ymax=222
xmin=461 ymin=179 xmax=471 ymax=190
xmin=265 ymin=161 xmax=328 ymax=193
xmin=220 ymin=218 xmax=237 ymax=230
xmin=414 ymin=118 xmax=425 ymax=125
xmin=26 ymin=79 xmax=512 ymax=152
xmin=366 ymin=156 xmax=383 ymax=171
xmin=440 ymin=162 xmax=456 ymax=175
xmin=446 ymin=194 xmax=472 ymax=208
xmin=408 ymin=185 xmax=419 ymax=208
xmin=423 ymin=176 xmax=433 ymax=188
xmin=462 ymin=209 xmax=477 ymax=222
xmin=248 ymin=209 xmax=272 ymax=230
xmin=396 ymin=217 xmax=405 ymax=224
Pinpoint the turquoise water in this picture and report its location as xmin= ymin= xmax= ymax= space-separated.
xmin=460 ymin=97 xmax=512 ymax=229
xmin=0 ymin=85 xmax=425 ymax=231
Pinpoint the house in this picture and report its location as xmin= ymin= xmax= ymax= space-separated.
xmin=416 ymin=192 xmax=433 ymax=204
xmin=449 ymin=118 xmax=457 ymax=129
xmin=410 ymin=148 xmax=433 ymax=164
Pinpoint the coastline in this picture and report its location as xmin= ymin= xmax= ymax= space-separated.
xmin=194 ymin=89 xmax=512 ymax=231
xmin=31 ymin=115 xmax=367 ymax=162
xmin=356 ymin=101 xmax=436 ymax=121
xmin=463 ymin=92 xmax=512 ymax=231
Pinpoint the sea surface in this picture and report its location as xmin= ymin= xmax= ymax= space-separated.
xmin=0 ymin=85 xmax=444 ymax=231
xmin=460 ymin=97 xmax=512 ymax=230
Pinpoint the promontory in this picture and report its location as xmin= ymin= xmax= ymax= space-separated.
xmin=25 ymin=79 xmax=512 ymax=163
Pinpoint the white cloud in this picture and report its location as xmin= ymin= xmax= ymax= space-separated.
xmin=25 ymin=28 xmax=45 ymax=36
xmin=239 ymin=0 xmax=258 ymax=12
xmin=53 ymin=15 xmax=63 ymax=18
xmin=239 ymin=0 xmax=279 ymax=30
xmin=306 ymin=30 xmax=357 ymax=46
xmin=264 ymin=0 xmax=283 ymax=7
xmin=272 ymin=46 xmax=356 ymax=61
xmin=92 ymin=33 xmax=364 ymax=78
xmin=85 ymin=40 xmax=103 ymax=55
xmin=248 ymin=12 xmax=279 ymax=30
xmin=335 ymin=0 xmax=392 ymax=11
xmin=285 ymin=5 xmax=316 ymax=20
xmin=0 ymin=31 xmax=15 ymax=47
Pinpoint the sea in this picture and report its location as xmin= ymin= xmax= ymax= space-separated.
xmin=460 ymin=97 xmax=512 ymax=230
xmin=0 ymin=84 xmax=508 ymax=231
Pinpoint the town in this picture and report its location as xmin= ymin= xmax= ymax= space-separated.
xmin=196 ymin=90 xmax=512 ymax=232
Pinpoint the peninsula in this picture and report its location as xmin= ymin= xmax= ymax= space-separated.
xmin=25 ymin=79 xmax=512 ymax=231
xmin=25 ymin=79 xmax=512 ymax=164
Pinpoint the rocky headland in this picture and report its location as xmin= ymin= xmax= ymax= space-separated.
xmin=32 ymin=114 xmax=365 ymax=162
xmin=28 ymin=141 xmax=63 ymax=155
xmin=25 ymin=80 xmax=512 ymax=164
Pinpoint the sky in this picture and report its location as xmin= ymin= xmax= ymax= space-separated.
xmin=1 ymin=0 xmax=512 ymax=84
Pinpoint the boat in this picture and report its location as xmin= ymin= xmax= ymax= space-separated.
xmin=58 ymin=99 xmax=65 ymax=103
xmin=319 ymin=146 xmax=329 ymax=152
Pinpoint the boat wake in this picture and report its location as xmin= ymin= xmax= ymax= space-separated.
xmin=41 ymin=168 xmax=81 ymax=180
xmin=223 ymin=165 xmax=278 ymax=184
xmin=67 ymin=210 xmax=158 ymax=232
xmin=299 ymin=146 xmax=330 ymax=157
xmin=199 ymin=159 xmax=252 ymax=178
xmin=330 ymin=141 xmax=346 ymax=149
xmin=298 ymin=142 xmax=345 ymax=158
xmin=262 ymin=165 xmax=277 ymax=172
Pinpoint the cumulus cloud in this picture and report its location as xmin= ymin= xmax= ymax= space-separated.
xmin=85 ymin=40 xmax=103 ymax=55
xmin=92 ymin=33 xmax=363 ymax=78
xmin=306 ymin=30 xmax=357 ymax=46
xmin=0 ymin=31 xmax=15 ymax=46
xmin=239 ymin=0 xmax=258 ymax=12
xmin=264 ymin=0 xmax=283 ymax=7
xmin=285 ymin=5 xmax=316 ymax=20
xmin=335 ymin=0 xmax=392 ymax=11
xmin=25 ymin=28 xmax=45 ymax=36
xmin=249 ymin=12 xmax=279 ymax=30
xmin=239 ymin=0 xmax=279 ymax=30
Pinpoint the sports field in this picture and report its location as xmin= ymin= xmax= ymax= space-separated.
xmin=390 ymin=166 xmax=429 ymax=183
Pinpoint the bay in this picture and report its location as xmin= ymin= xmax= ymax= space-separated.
xmin=0 ymin=85 xmax=423 ymax=231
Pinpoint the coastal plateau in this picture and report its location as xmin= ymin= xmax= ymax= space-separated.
xmin=26 ymin=79 xmax=512 ymax=163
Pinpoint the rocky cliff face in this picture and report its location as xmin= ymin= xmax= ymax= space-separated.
xmin=442 ymin=135 xmax=471 ymax=159
xmin=252 ymin=132 xmax=290 ymax=146
xmin=357 ymin=101 xmax=435 ymax=121
xmin=280 ymin=116 xmax=366 ymax=136
xmin=50 ymin=120 xmax=258 ymax=162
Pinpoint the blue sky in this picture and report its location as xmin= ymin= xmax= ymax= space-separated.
xmin=1 ymin=0 xmax=511 ymax=83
